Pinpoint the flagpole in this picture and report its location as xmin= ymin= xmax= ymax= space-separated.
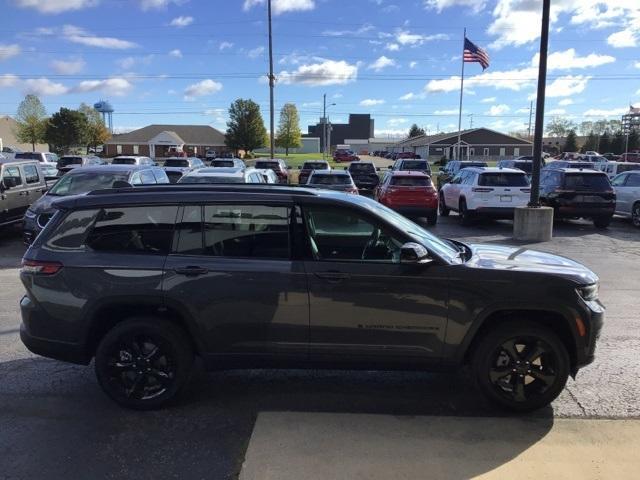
xmin=456 ymin=27 xmax=466 ymax=160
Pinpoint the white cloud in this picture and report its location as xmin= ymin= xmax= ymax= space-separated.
xmin=15 ymin=0 xmax=98 ymax=14
xmin=424 ymin=0 xmax=485 ymax=13
xmin=360 ymin=98 xmax=385 ymax=106
xmin=50 ymin=58 xmax=85 ymax=74
xmin=204 ymin=108 xmax=226 ymax=127
xmin=0 ymin=44 xmax=21 ymax=61
xmin=385 ymin=43 xmax=400 ymax=51
xmin=434 ymin=109 xmax=460 ymax=115
xmin=74 ymin=77 xmax=133 ymax=96
xmin=547 ymin=108 xmax=566 ymax=115
xmin=278 ymin=59 xmax=358 ymax=86
xmin=301 ymin=101 xmax=322 ymax=107
xmin=559 ymin=98 xmax=574 ymax=106
xmin=543 ymin=75 xmax=591 ymax=98
xmin=333 ymin=92 xmax=343 ymax=98
xmin=583 ymin=107 xmax=629 ymax=117
xmin=139 ymin=0 xmax=183 ymax=10
xmin=219 ymin=41 xmax=234 ymax=51
xmin=374 ymin=128 xmax=409 ymax=137
xmin=323 ymin=23 xmax=373 ymax=36
xmin=184 ymin=79 xmax=223 ymax=100
xmin=248 ymin=46 xmax=265 ymax=59
xmin=62 ymin=25 xmax=137 ymax=49
xmin=409 ymin=61 xmax=418 ymax=69
xmin=23 ymin=78 xmax=68 ymax=96
xmin=399 ymin=92 xmax=416 ymax=100
xmin=425 ymin=67 xmax=537 ymax=93
xmin=0 ymin=74 xmax=19 ymax=88
xmin=481 ymin=96 xmax=497 ymax=103
xmin=486 ymin=104 xmax=510 ymax=115
xmin=169 ymin=16 xmax=194 ymax=27
xmin=168 ymin=49 xmax=183 ymax=58
xmin=368 ymin=55 xmax=396 ymax=71
xmin=243 ymin=0 xmax=315 ymax=15
xmin=116 ymin=54 xmax=154 ymax=69
xmin=607 ymin=29 xmax=638 ymax=48
xmin=532 ymin=48 xmax=615 ymax=70
xmin=395 ymin=29 xmax=448 ymax=46
xmin=387 ymin=117 xmax=408 ymax=126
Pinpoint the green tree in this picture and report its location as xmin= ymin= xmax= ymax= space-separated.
xmin=563 ymin=129 xmax=578 ymax=152
xmin=627 ymin=130 xmax=639 ymax=152
xmin=582 ymin=132 xmax=598 ymax=153
xmin=78 ymin=103 xmax=111 ymax=153
xmin=610 ymin=131 xmax=625 ymax=154
xmin=546 ymin=117 xmax=576 ymax=137
xmin=15 ymin=94 xmax=47 ymax=151
xmin=274 ymin=103 xmax=302 ymax=156
xmin=44 ymin=108 xmax=89 ymax=154
xmin=408 ymin=124 xmax=425 ymax=138
xmin=599 ymin=132 xmax=610 ymax=153
xmin=225 ymin=99 xmax=267 ymax=154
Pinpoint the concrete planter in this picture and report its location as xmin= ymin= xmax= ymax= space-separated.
xmin=513 ymin=206 xmax=553 ymax=242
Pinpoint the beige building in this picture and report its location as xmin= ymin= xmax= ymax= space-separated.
xmin=0 ymin=116 xmax=49 ymax=153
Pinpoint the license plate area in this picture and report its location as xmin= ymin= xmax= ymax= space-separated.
xmin=500 ymin=195 xmax=512 ymax=202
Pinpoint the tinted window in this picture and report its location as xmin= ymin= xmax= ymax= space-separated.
xmin=45 ymin=209 xmax=99 ymax=251
xmin=166 ymin=171 xmax=183 ymax=184
xmin=255 ymin=161 xmax=279 ymax=169
xmin=563 ymin=174 xmax=611 ymax=191
xmin=23 ymin=164 xmax=40 ymax=184
xmin=164 ymin=159 xmax=189 ymax=167
xmin=86 ymin=206 xmax=178 ymax=254
xmin=59 ymin=157 xmax=82 ymax=167
xmin=617 ymin=163 xmax=640 ymax=174
xmin=15 ymin=152 xmax=38 ymax=160
xmin=478 ymin=173 xmax=529 ymax=187
xmin=49 ymin=171 xmax=131 ymax=196
xmin=626 ymin=173 xmax=640 ymax=187
xmin=391 ymin=176 xmax=431 ymax=186
xmin=302 ymin=162 xmax=328 ymax=170
xmin=175 ymin=205 xmax=203 ymax=255
xmin=400 ymin=160 xmax=428 ymax=171
xmin=309 ymin=174 xmax=352 ymax=185
xmin=611 ymin=174 xmax=627 ymax=187
xmin=211 ymin=160 xmax=234 ymax=167
xmin=349 ymin=163 xmax=376 ymax=173
xmin=152 ymin=168 xmax=170 ymax=184
xmin=512 ymin=162 xmax=533 ymax=173
xmin=304 ymin=207 xmax=402 ymax=262
xmin=2 ymin=166 xmax=22 ymax=186
xmin=203 ymin=205 xmax=289 ymax=259
xmin=112 ymin=157 xmax=137 ymax=165
xmin=179 ymin=175 xmax=243 ymax=184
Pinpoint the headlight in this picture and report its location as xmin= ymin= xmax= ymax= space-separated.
xmin=24 ymin=209 xmax=37 ymax=219
xmin=577 ymin=283 xmax=599 ymax=301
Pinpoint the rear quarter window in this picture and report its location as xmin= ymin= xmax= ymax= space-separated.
xmin=44 ymin=209 xmax=99 ymax=251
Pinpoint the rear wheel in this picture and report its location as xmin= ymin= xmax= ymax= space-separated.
xmin=95 ymin=316 xmax=194 ymax=410
xmin=459 ymin=199 xmax=473 ymax=226
xmin=426 ymin=211 xmax=438 ymax=226
xmin=593 ymin=216 xmax=611 ymax=229
xmin=471 ymin=321 xmax=570 ymax=412
xmin=439 ymin=194 xmax=450 ymax=217
xmin=632 ymin=203 xmax=640 ymax=228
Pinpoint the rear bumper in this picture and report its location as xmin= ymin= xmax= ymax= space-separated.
xmin=389 ymin=205 xmax=438 ymax=217
xmin=556 ymin=205 xmax=615 ymax=218
xmin=471 ymin=206 xmax=518 ymax=218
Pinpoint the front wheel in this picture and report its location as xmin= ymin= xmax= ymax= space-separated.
xmin=459 ymin=199 xmax=474 ymax=226
xmin=632 ymin=203 xmax=640 ymax=228
xmin=471 ymin=321 xmax=570 ymax=412
xmin=95 ymin=316 xmax=194 ymax=410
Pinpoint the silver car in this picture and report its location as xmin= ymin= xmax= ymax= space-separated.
xmin=611 ymin=170 xmax=640 ymax=227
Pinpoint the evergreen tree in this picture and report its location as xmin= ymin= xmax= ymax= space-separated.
xmin=15 ymin=94 xmax=47 ymax=151
xmin=563 ymin=129 xmax=578 ymax=152
xmin=79 ymin=103 xmax=111 ymax=153
xmin=408 ymin=124 xmax=425 ymax=138
xmin=583 ymin=132 xmax=598 ymax=153
xmin=610 ymin=131 xmax=625 ymax=154
xmin=274 ymin=103 xmax=302 ymax=156
xmin=44 ymin=108 xmax=89 ymax=154
xmin=225 ymin=99 xmax=267 ymax=154
xmin=626 ymin=130 xmax=639 ymax=152
xmin=599 ymin=132 xmax=610 ymax=153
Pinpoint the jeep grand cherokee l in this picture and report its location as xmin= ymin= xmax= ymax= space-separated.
xmin=20 ymin=184 xmax=603 ymax=411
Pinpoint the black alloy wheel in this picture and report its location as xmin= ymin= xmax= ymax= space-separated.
xmin=439 ymin=194 xmax=450 ymax=217
xmin=472 ymin=322 xmax=569 ymax=412
xmin=95 ymin=317 xmax=193 ymax=410
xmin=459 ymin=199 xmax=473 ymax=226
xmin=632 ymin=203 xmax=640 ymax=228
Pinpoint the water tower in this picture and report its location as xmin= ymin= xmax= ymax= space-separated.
xmin=93 ymin=100 xmax=114 ymax=133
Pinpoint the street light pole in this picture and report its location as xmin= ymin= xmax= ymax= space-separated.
xmin=268 ymin=0 xmax=275 ymax=158
xmin=322 ymin=93 xmax=326 ymax=159
xmin=528 ymin=0 xmax=550 ymax=208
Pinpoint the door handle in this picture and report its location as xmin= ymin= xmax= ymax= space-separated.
xmin=174 ymin=266 xmax=209 ymax=276
xmin=19 ymin=191 xmax=28 ymax=196
xmin=315 ymin=271 xmax=350 ymax=283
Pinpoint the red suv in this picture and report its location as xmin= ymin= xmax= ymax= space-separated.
xmin=333 ymin=149 xmax=359 ymax=163
xmin=375 ymin=171 xmax=438 ymax=225
xmin=255 ymin=158 xmax=290 ymax=184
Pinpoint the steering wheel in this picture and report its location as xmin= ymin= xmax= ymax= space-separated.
xmin=361 ymin=228 xmax=381 ymax=260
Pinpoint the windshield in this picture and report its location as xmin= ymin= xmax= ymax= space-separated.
xmin=349 ymin=163 xmax=376 ymax=173
xmin=112 ymin=158 xmax=136 ymax=165
xmin=310 ymin=174 xmax=351 ymax=185
xmin=617 ymin=163 xmax=640 ymax=173
xmin=48 ymin=172 xmax=130 ymax=196
xmin=179 ymin=175 xmax=242 ymax=184
xmin=401 ymin=160 xmax=428 ymax=170
xmin=563 ymin=173 xmax=611 ymax=190
xmin=211 ymin=160 xmax=234 ymax=167
xmin=58 ymin=157 xmax=82 ymax=167
xmin=164 ymin=159 xmax=189 ymax=167
xmin=255 ymin=161 xmax=279 ymax=169
xmin=391 ymin=176 xmax=431 ymax=186
xmin=479 ymin=172 xmax=529 ymax=187
xmin=303 ymin=162 xmax=328 ymax=170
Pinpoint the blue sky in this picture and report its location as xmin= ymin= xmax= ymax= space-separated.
xmin=1 ymin=0 xmax=639 ymax=137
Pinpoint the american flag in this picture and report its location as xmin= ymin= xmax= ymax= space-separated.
xmin=464 ymin=37 xmax=490 ymax=70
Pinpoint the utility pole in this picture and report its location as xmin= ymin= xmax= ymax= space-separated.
xmin=322 ymin=93 xmax=326 ymax=159
xmin=528 ymin=101 xmax=534 ymax=139
xmin=268 ymin=0 xmax=275 ymax=158
xmin=528 ymin=0 xmax=550 ymax=208
xmin=469 ymin=114 xmax=474 ymax=129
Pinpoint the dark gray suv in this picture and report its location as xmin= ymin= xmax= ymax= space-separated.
xmin=20 ymin=185 xmax=604 ymax=411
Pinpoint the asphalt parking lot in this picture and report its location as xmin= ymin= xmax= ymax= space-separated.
xmin=0 ymin=215 xmax=639 ymax=479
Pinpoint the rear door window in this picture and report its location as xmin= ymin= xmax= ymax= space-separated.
xmin=626 ymin=173 xmax=640 ymax=187
xmin=23 ymin=164 xmax=40 ymax=184
xmin=86 ymin=206 xmax=178 ymax=254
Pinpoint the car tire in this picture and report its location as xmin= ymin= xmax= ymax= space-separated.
xmin=632 ymin=202 xmax=640 ymax=228
xmin=439 ymin=194 xmax=450 ymax=217
xmin=593 ymin=216 xmax=611 ymax=229
xmin=459 ymin=199 xmax=473 ymax=226
xmin=471 ymin=321 xmax=570 ymax=412
xmin=426 ymin=211 xmax=438 ymax=226
xmin=95 ymin=316 xmax=194 ymax=410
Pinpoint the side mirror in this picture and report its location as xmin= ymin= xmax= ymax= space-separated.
xmin=343 ymin=166 xmax=348 ymax=171
xmin=400 ymin=242 xmax=432 ymax=265
xmin=376 ymin=167 xmax=381 ymax=171
xmin=387 ymin=165 xmax=392 ymax=169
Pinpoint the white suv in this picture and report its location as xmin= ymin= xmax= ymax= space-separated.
xmin=439 ymin=167 xmax=530 ymax=224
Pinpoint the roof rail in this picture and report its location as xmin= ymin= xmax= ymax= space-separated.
xmin=87 ymin=184 xmax=318 ymax=196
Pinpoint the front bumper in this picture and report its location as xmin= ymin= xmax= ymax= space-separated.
xmin=576 ymin=298 xmax=605 ymax=371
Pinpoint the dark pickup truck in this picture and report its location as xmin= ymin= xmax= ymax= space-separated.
xmin=347 ymin=161 xmax=379 ymax=191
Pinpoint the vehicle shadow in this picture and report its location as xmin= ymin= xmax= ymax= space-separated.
xmin=0 ymin=226 xmax=25 ymax=269
xmin=0 ymin=357 xmax=554 ymax=480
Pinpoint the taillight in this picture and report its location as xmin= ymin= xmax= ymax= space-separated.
xmin=472 ymin=187 xmax=494 ymax=192
xmin=21 ymin=259 xmax=63 ymax=275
